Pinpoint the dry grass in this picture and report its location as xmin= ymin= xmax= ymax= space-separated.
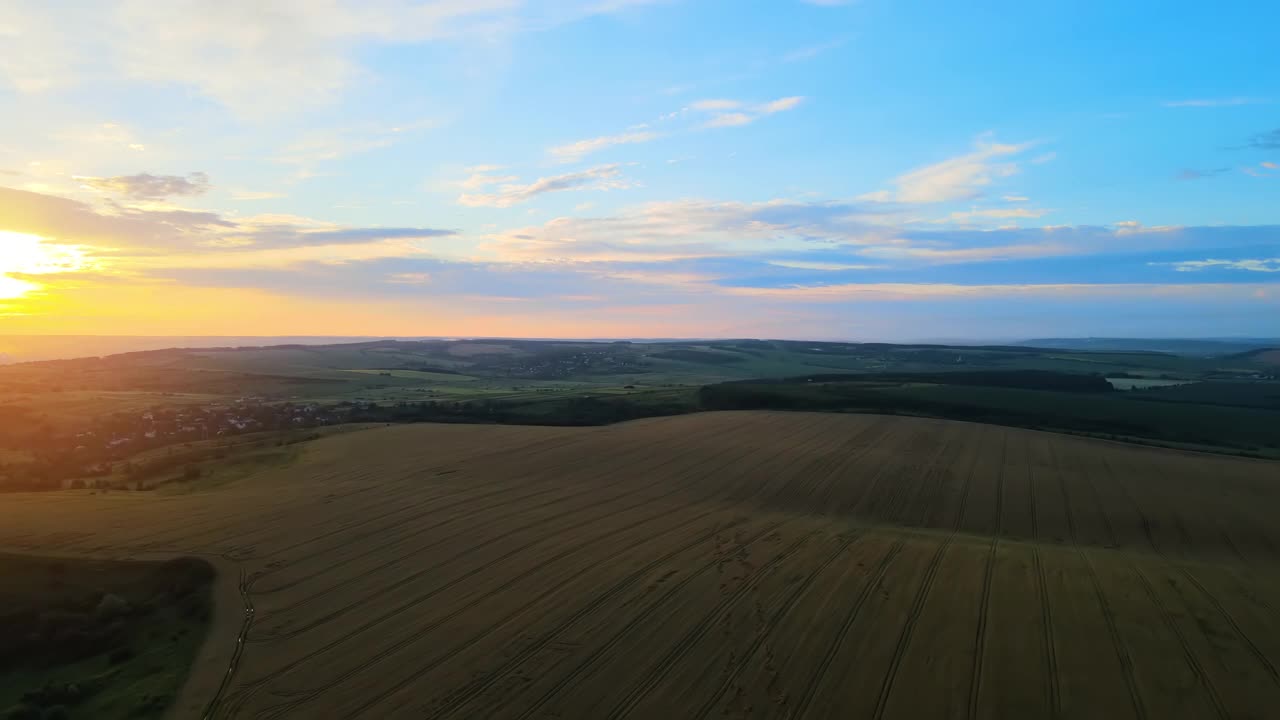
xmin=1 ymin=412 xmax=1278 ymax=719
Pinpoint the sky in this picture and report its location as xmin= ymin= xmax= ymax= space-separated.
xmin=0 ymin=0 xmax=1277 ymax=341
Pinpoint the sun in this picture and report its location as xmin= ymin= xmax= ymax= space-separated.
xmin=0 ymin=274 xmax=35 ymax=301
xmin=0 ymin=231 xmax=89 ymax=300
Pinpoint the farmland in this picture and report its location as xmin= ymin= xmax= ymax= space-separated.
xmin=4 ymin=338 xmax=1279 ymax=494
xmin=2 ymin=411 xmax=1279 ymax=719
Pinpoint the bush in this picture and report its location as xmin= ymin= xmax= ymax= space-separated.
xmin=5 ymin=705 xmax=39 ymax=720
xmin=95 ymin=593 xmax=131 ymax=620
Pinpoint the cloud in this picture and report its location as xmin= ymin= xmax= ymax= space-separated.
xmin=1112 ymin=220 xmax=1181 ymax=235
xmin=1152 ymin=258 xmax=1280 ymax=273
xmin=480 ymin=197 xmax=885 ymax=263
xmin=766 ymin=260 xmax=880 ymax=271
xmin=1263 ymin=162 xmax=1279 ymax=170
xmin=1163 ymin=97 xmax=1267 ymax=108
xmin=79 ymin=172 xmax=211 ymax=200
xmin=723 ymin=282 xmax=1275 ymax=302
xmin=0 ymin=185 xmax=454 ymax=253
xmin=860 ymin=242 xmax=1069 ymax=263
xmin=457 ymin=164 xmax=634 ymax=207
xmin=459 ymin=168 xmax=520 ymax=190
xmin=386 ymin=272 xmax=432 ymax=284
xmin=883 ymin=138 xmax=1031 ymax=204
xmin=705 ymin=113 xmax=756 ymax=128
xmin=273 ymin=122 xmax=437 ymax=178
xmin=1247 ymin=128 xmax=1280 ymax=150
xmin=232 ymin=190 xmax=286 ymax=201
xmin=695 ymin=96 xmax=805 ymax=128
xmin=943 ymin=207 xmax=1050 ymax=223
xmin=1176 ymin=167 xmax=1230 ymax=181
xmin=0 ymin=1 xmax=666 ymax=117
xmin=690 ymin=99 xmax=742 ymax=111
xmin=759 ymin=96 xmax=805 ymax=114
xmin=1002 ymin=194 xmax=1029 ymax=202
xmin=782 ymin=37 xmax=846 ymax=63
xmin=548 ymin=131 xmax=660 ymax=163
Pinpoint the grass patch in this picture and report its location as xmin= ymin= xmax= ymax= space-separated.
xmin=0 ymin=555 xmax=214 ymax=720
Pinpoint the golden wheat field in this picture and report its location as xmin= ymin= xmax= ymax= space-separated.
xmin=2 ymin=411 xmax=1280 ymax=720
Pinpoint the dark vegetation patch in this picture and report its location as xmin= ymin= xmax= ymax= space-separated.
xmin=698 ymin=377 xmax=1280 ymax=457
xmin=648 ymin=349 xmax=747 ymax=365
xmin=389 ymin=365 xmax=464 ymax=375
xmin=0 ymin=556 xmax=214 ymax=720
xmin=728 ymin=370 xmax=1116 ymax=393
xmin=1125 ymin=381 xmax=1280 ymax=410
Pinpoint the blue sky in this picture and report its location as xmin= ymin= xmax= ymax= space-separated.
xmin=0 ymin=0 xmax=1276 ymax=339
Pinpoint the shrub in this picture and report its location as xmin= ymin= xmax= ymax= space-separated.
xmin=4 ymin=705 xmax=39 ymax=720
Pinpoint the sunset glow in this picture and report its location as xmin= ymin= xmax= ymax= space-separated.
xmin=0 ymin=1 xmax=1275 ymax=338
xmin=0 ymin=231 xmax=91 ymax=302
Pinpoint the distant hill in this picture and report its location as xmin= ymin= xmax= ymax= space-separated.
xmin=0 ymin=335 xmax=396 ymax=363
xmin=1016 ymin=337 xmax=1280 ymax=356
xmin=1232 ymin=348 xmax=1280 ymax=365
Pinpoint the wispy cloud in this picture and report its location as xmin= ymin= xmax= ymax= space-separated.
xmin=0 ymin=185 xmax=454 ymax=254
xmin=386 ymin=272 xmax=432 ymax=284
xmin=0 ymin=1 xmax=664 ymax=117
xmin=943 ymin=207 xmax=1051 ymax=223
xmin=1176 ymin=167 xmax=1230 ymax=180
xmin=232 ymin=190 xmax=287 ymax=201
xmin=697 ymin=96 xmax=805 ymax=128
xmin=723 ymin=282 xmax=1274 ymax=302
xmin=861 ymin=242 xmax=1068 ymax=263
xmin=690 ymin=99 xmax=742 ymax=111
xmin=459 ymin=166 xmax=520 ymax=190
xmin=878 ymin=138 xmax=1032 ymax=204
xmin=274 ymin=123 xmax=433 ymax=178
xmin=705 ymin=113 xmax=756 ymax=128
xmin=766 ymin=260 xmax=880 ymax=271
xmin=79 ymin=172 xmax=210 ymax=200
xmin=782 ymin=37 xmax=846 ymax=63
xmin=1152 ymin=258 xmax=1280 ymax=273
xmin=1163 ymin=97 xmax=1267 ymax=108
xmin=548 ymin=131 xmax=660 ymax=163
xmin=1247 ymin=128 xmax=1280 ymax=150
xmin=480 ymin=197 xmax=882 ymax=263
xmin=457 ymin=164 xmax=634 ymax=208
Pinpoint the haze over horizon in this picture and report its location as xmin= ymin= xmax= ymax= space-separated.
xmin=1 ymin=0 xmax=1277 ymax=339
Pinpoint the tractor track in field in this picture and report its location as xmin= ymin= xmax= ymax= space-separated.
xmin=870 ymin=536 xmax=954 ymax=720
xmin=871 ymin=439 xmax=980 ymax=720
xmin=1079 ymin=551 xmax=1148 ymax=720
xmin=249 ymin=421 xmax=751 ymax=595
xmin=688 ymin=534 xmax=862 ymax=720
xmin=224 ymin=507 xmax=745 ymax=720
xmin=1032 ymin=548 xmax=1061 ymax=720
xmin=483 ymin=524 xmax=809 ymax=720
xmin=1129 ymin=563 xmax=1229 ymax=720
xmin=335 ymin=521 xmax=796 ymax=720
xmin=599 ymin=532 xmax=818 ymax=720
xmin=224 ymin=414 xmax=822 ymax=717
xmin=251 ymin=415 xmax=815 ymax=629
xmin=967 ymin=536 xmax=999 ymax=720
xmin=784 ymin=538 xmax=905 ymax=720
